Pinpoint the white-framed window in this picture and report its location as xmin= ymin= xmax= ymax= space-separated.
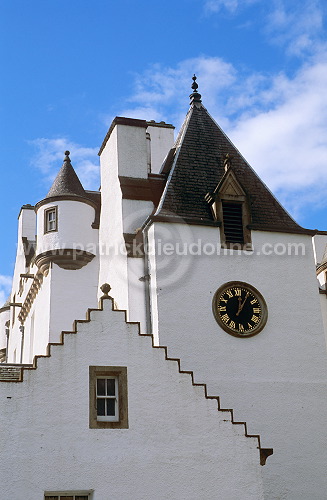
xmin=89 ymin=366 xmax=128 ymax=429
xmin=44 ymin=491 xmax=92 ymax=500
xmin=44 ymin=206 xmax=58 ymax=233
xmin=96 ymin=376 xmax=119 ymax=422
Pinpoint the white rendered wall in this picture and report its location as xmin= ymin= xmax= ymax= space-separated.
xmin=36 ymin=200 xmax=97 ymax=255
xmin=127 ymin=257 xmax=147 ymax=332
xmin=312 ymin=235 xmax=327 ymax=345
xmin=7 ymin=265 xmax=51 ymax=364
xmin=319 ymin=293 xmax=327 ymax=347
xmin=98 ymin=128 xmax=129 ymax=310
xmin=117 ymin=124 xmax=148 ymax=178
xmin=148 ymin=222 xmax=327 ymax=500
xmin=313 ymin=233 xmax=327 ymax=265
xmin=0 ymin=308 xmax=9 ymax=352
xmin=8 ymin=255 xmax=99 ymax=363
xmin=49 ymin=257 xmax=99 ymax=343
xmin=0 ymin=298 xmax=264 ymax=500
xmin=11 ymin=207 xmax=36 ymax=306
xmin=25 ymin=270 xmax=51 ymax=361
xmin=6 ymin=207 xmax=37 ymax=363
xmin=147 ymin=124 xmax=174 ymax=174
xmin=122 ymin=199 xmax=153 ymax=234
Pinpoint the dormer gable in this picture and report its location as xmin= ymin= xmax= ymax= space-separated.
xmin=206 ymin=165 xmax=251 ymax=248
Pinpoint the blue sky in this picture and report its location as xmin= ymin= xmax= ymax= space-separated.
xmin=1 ymin=0 xmax=327 ymax=304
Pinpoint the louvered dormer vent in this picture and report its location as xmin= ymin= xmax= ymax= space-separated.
xmin=222 ymin=201 xmax=244 ymax=244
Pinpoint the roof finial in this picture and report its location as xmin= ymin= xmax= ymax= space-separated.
xmin=190 ymin=74 xmax=202 ymax=105
xmin=64 ymin=150 xmax=71 ymax=162
xmin=224 ymin=153 xmax=233 ymax=172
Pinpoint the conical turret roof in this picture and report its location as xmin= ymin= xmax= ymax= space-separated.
xmin=46 ymin=151 xmax=87 ymax=199
xmin=156 ymin=78 xmax=311 ymax=234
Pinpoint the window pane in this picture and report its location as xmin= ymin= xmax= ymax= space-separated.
xmin=106 ymin=398 xmax=116 ymax=416
xmin=107 ymin=378 xmax=116 ymax=396
xmin=60 ymin=497 xmax=74 ymax=500
xmin=76 ymin=497 xmax=89 ymax=500
xmin=97 ymin=398 xmax=105 ymax=416
xmin=96 ymin=378 xmax=105 ymax=395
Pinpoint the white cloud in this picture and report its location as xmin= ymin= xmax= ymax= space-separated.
xmin=28 ymin=138 xmax=100 ymax=191
xmin=265 ymin=0 xmax=325 ymax=57
xmin=115 ymin=52 xmax=327 ymax=223
xmin=115 ymin=57 xmax=237 ymax=130
xmin=204 ymin=0 xmax=258 ymax=14
xmin=0 ymin=275 xmax=12 ymax=308
xmin=204 ymin=0 xmax=326 ymax=58
xmin=228 ymin=58 xmax=327 ymax=218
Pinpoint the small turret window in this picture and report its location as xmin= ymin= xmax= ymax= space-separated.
xmin=44 ymin=206 xmax=58 ymax=233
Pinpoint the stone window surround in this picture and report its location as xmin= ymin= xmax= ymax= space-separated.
xmin=44 ymin=491 xmax=93 ymax=500
xmin=89 ymin=366 xmax=128 ymax=429
xmin=44 ymin=205 xmax=58 ymax=234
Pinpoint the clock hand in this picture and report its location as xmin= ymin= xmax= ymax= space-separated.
xmin=236 ymin=297 xmax=242 ymax=315
xmin=236 ymin=292 xmax=249 ymax=316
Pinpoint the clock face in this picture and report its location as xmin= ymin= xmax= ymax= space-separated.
xmin=212 ymin=282 xmax=267 ymax=337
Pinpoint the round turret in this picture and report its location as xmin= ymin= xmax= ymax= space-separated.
xmin=34 ymin=152 xmax=98 ymax=274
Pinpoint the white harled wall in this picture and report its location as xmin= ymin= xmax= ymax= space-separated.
xmin=0 ymin=298 xmax=264 ymax=500
xmin=49 ymin=258 xmax=99 ymax=342
xmin=0 ymin=306 xmax=9 ymax=353
xmin=147 ymin=222 xmax=327 ymax=500
xmin=146 ymin=123 xmax=174 ymax=173
xmin=98 ymin=126 xmax=129 ymax=310
xmin=36 ymin=200 xmax=98 ymax=255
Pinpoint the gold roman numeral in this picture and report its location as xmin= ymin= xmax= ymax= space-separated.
xmin=221 ymin=313 xmax=230 ymax=323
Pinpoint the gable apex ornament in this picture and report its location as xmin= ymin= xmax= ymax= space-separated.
xmin=224 ymin=153 xmax=233 ymax=172
xmin=189 ymin=74 xmax=202 ymax=105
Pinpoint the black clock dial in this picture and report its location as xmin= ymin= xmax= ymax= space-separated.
xmin=212 ymin=282 xmax=267 ymax=337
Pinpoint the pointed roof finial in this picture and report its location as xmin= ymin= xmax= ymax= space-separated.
xmin=45 ymin=150 xmax=87 ymax=199
xmin=190 ymin=74 xmax=202 ymax=105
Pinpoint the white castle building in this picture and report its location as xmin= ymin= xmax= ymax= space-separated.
xmin=1 ymin=77 xmax=327 ymax=500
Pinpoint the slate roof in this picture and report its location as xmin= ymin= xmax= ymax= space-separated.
xmin=156 ymin=99 xmax=311 ymax=234
xmin=46 ymin=151 xmax=88 ymax=199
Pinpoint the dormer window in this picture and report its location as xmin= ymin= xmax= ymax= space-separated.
xmin=44 ymin=206 xmax=58 ymax=233
xmin=206 ymin=166 xmax=251 ymax=249
xmin=221 ymin=201 xmax=244 ymax=244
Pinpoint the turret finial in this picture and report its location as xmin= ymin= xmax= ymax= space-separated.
xmin=190 ymin=74 xmax=202 ymax=105
xmin=64 ymin=150 xmax=71 ymax=162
